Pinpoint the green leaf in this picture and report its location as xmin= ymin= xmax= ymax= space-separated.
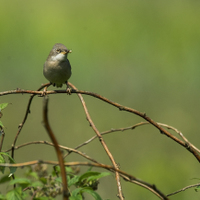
xmin=0 ymin=154 xmax=5 ymax=174
xmin=195 ymin=185 xmax=200 ymax=192
xmin=0 ymin=175 xmax=11 ymax=184
xmin=0 ymin=193 xmax=6 ymax=200
xmin=0 ymin=103 xmax=9 ymax=111
xmin=6 ymin=187 xmax=23 ymax=200
xmin=79 ymin=172 xmax=101 ymax=182
xmin=71 ymin=188 xmax=83 ymax=197
xmin=79 ymin=171 xmax=110 ymax=183
xmin=65 ymin=166 xmax=74 ymax=173
xmin=54 ymin=176 xmax=62 ymax=183
xmin=70 ymin=188 xmax=83 ymax=200
xmin=31 ymin=181 xmax=43 ymax=188
xmin=81 ymin=188 xmax=102 ymax=200
xmin=8 ymin=156 xmax=17 ymax=175
xmin=39 ymin=177 xmax=47 ymax=184
xmin=10 ymin=178 xmax=31 ymax=190
xmin=0 ymin=121 xmax=4 ymax=128
xmin=71 ymin=187 xmax=102 ymax=200
xmin=9 ymin=178 xmax=31 ymax=185
xmin=27 ymin=171 xmax=38 ymax=179
xmin=68 ymin=175 xmax=79 ymax=187
xmin=0 ymin=152 xmax=17 ymax=175
xmin=87 ymin=172 xmax=111 ymax=182
xmin=52 ymin=165 xmax=60 ymax=176
xmin=69 ymin=195 xmax=82 ymax=200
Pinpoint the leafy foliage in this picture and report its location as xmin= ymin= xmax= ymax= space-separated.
xmin=0 ymin=163 xmax=110 ymax=199
xmin=0 ymin=152 xmax=17 ymax=175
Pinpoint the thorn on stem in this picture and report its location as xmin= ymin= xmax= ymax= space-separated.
xmin=152 ymin=184 xmax=157 ymax=190
xmin=119 ymin=106 xmax=124 ymax=111
xmin=185 ymin=143 xmax=190 ymax=149
xmin=38 ymin=160 xmax=44 ymax=164
xmin=160 ymin=130 xmax=164 ymax=134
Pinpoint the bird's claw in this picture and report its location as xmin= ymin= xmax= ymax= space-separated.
xmin=40 ymin=86 xmax=47 ymax=97
xmin=66 ymin=87 xmax=72 ymax=95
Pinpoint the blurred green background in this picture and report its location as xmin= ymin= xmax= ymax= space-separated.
xmin=1 ymin=0 xmax=200 ymax=199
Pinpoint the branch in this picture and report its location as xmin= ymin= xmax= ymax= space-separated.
xmin=2 ymin=86 xmax=200 ymax=163
xmin=68 ymin=82 xmax=124 ymax=200
xmin=5 ymin=140 xmax=99 ymax=163
xmin=43 ymin=96 xmax=69 ymax=200
xmin=11 ymin=83 xmax=50 ymax=158
xmin=167 ymin=182 xmax=200 ymax=196
xmin=66 ymin=122 xmax=148 ymax=153
xmin=69 ymin=89 xmax=200 ymax=162
xmin=1 ymin=85 xmax=200 ymax=199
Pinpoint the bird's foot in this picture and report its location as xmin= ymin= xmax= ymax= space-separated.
xmin=65 ymin=81 xmax=72 ymax=95
xmin=66 ymin=87 xmax=72 ymax=95
xmin=40 ymin=86 xmax=47 ymax=97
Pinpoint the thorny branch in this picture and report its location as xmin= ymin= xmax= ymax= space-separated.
xmin=1 ymin=84 xmax=200 ymax=199
xmin=1 ymin=86 xmax=199 ymax=162
xmin=43 ymin=96 xmax=69 ymax=200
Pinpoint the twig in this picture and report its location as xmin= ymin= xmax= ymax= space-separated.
xmin=167 ymin=182 xmax=200 ymax=196
xmin=11 ymin=83 xmax=50 ymax=158
xmin=68 ymin=82 xmax=124 ymax=200
xmin=1 ymin=85 xmax=200 ymax=199
xmin=1 ymin=87 xmax=200 ymax=161
xmin=158 ymin=123 xmax=200 ymax=154
xmin=5 ymin=140 xmax=99 ymax=163
xmin=43 ymin=96 xmax=69 ymax=200
xmin=66 ymin=122 xmax=148 ymax=154
xmin=68 ymin=89 xmax=200 ymax=162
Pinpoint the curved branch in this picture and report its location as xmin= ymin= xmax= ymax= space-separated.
xmin=43 ymin=96 xmax=69 ymax=200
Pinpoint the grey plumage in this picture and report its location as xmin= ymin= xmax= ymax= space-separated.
xmin=43 ymin=43 xmax=72 ymax=87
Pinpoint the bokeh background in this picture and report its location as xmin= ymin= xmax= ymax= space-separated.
xmin=1 ymin=0 xmax=200 ymax=199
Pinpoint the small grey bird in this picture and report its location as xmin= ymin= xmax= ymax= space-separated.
xmin=43 ymin=43 xmax=72 ymax=90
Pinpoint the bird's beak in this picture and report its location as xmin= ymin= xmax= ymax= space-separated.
xmin=61 ymin=49 xmax=72 ymax=54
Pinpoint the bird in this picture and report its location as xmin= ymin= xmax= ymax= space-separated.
xmin=43 ymin=43 xmax=72 ymax=93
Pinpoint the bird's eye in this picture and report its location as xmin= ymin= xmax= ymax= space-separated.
xmin=56 ymin=49 xmax=61 ymax=53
